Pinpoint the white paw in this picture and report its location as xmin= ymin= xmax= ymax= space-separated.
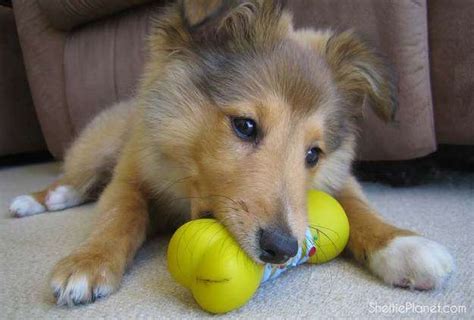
xmin=52 ymin=273 xmax=114 ymax=306
xmin=9 ymin=195 xmax=46 ymax=217
xmin=369 ymin=236 xmax=455 ymax=290
xmin=51 ymin=253 xmax=119 ymax=306
xmin=45 ymin=186 xmax=82 ymax=211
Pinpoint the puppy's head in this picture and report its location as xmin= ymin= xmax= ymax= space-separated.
xmin=143 ymin=0 xmax=396 ymax=264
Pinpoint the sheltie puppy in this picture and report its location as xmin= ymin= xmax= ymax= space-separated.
xmin=10 ymin=0 xmax=454 ymax=306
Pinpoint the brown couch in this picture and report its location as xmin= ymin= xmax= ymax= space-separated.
xmin=0 ymin=4 xmax=45 ymax=156
xmin=12 ymin=0 xmax=474 ymax=160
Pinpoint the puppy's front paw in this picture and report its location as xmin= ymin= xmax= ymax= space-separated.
xmin=9 ymin=195 xmax=46 ymax=217
xmin=50 ymin=251 xmax=122 ymax=306
xmin=369 ymin=236 xmax=455 ymax=290
xmin=45 ymin=185 xmax=83 ymax=211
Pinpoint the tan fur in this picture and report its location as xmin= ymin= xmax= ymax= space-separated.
xmin=336 ymin=177 xmax=415 ymax=264
xmin=12 ymin=0 xmax=450 ymax=305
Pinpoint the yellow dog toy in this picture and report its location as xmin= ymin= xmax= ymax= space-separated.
xmin=167 ymin=190 xmax=349 ymax=313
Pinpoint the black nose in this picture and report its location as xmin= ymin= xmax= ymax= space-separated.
xmin=259 ymin=228 xmax=298 ymax=264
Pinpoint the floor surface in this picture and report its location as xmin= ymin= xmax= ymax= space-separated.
xmin=0 ymin=162 xmax=472 ymax=319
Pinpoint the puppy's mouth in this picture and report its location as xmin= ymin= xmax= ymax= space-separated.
xmin=197 ymin=210 xmax=262 ymax=262
xmin=198 ymin=211 xmax=215 ymax=219
xmin=197 ymin=210 xmax=300 ymax=265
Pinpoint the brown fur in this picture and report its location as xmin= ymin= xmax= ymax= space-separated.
xmin=14 ymin=0 xmax=435 ymax=305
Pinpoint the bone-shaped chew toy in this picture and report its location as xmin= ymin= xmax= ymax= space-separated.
xmin=167 ymin=190 xmax=349 ymax=314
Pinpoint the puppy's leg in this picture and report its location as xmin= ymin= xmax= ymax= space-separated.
xmin=10 ymin=101 xmax=132 ymax=217
xmin=50 ymin=170 xmax=149 ymax=306
xmin=9 ymin=143 xmax=99 ymax=217
xmin=337 ymin=177 xmax=455 ymax=290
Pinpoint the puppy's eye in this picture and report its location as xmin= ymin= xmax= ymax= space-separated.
xmin=232 ymin=118 xmax=258 ymax=141
xmin=306 ymin=147 xmax=321 ymax=167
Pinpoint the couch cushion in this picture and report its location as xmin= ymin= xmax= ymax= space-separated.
xmin=13 ymin=0 xmax=73 ymax=158
xmin=37 ymin=0 xmax=157 ymax=31
xmin=64 ymin=4 xmax=153 ymax=133
xmin=429 ymin=0 xmax=474 ymax=145
xmin=0 ymin=6 xmax=45 ymax=156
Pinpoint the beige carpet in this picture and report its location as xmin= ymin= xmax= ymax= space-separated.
xmin=0 ymin=162 xmax=472 ymax=319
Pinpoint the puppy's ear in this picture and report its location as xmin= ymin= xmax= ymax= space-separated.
xmin=180 ymin=0 xmax=287 ymax=44
xmin=181 ymin=0 xmax=235 ymax=28
xmin=318 ymin=30 xmax=397 ymax=121
xmin=180 ymin=0 xmax=257 ymax=43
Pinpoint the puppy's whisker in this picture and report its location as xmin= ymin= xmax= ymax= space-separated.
xmin=309 ymin=224 xmax=340 ymax=234
xmin=308 ymin=226 xmax=339 ymax=251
